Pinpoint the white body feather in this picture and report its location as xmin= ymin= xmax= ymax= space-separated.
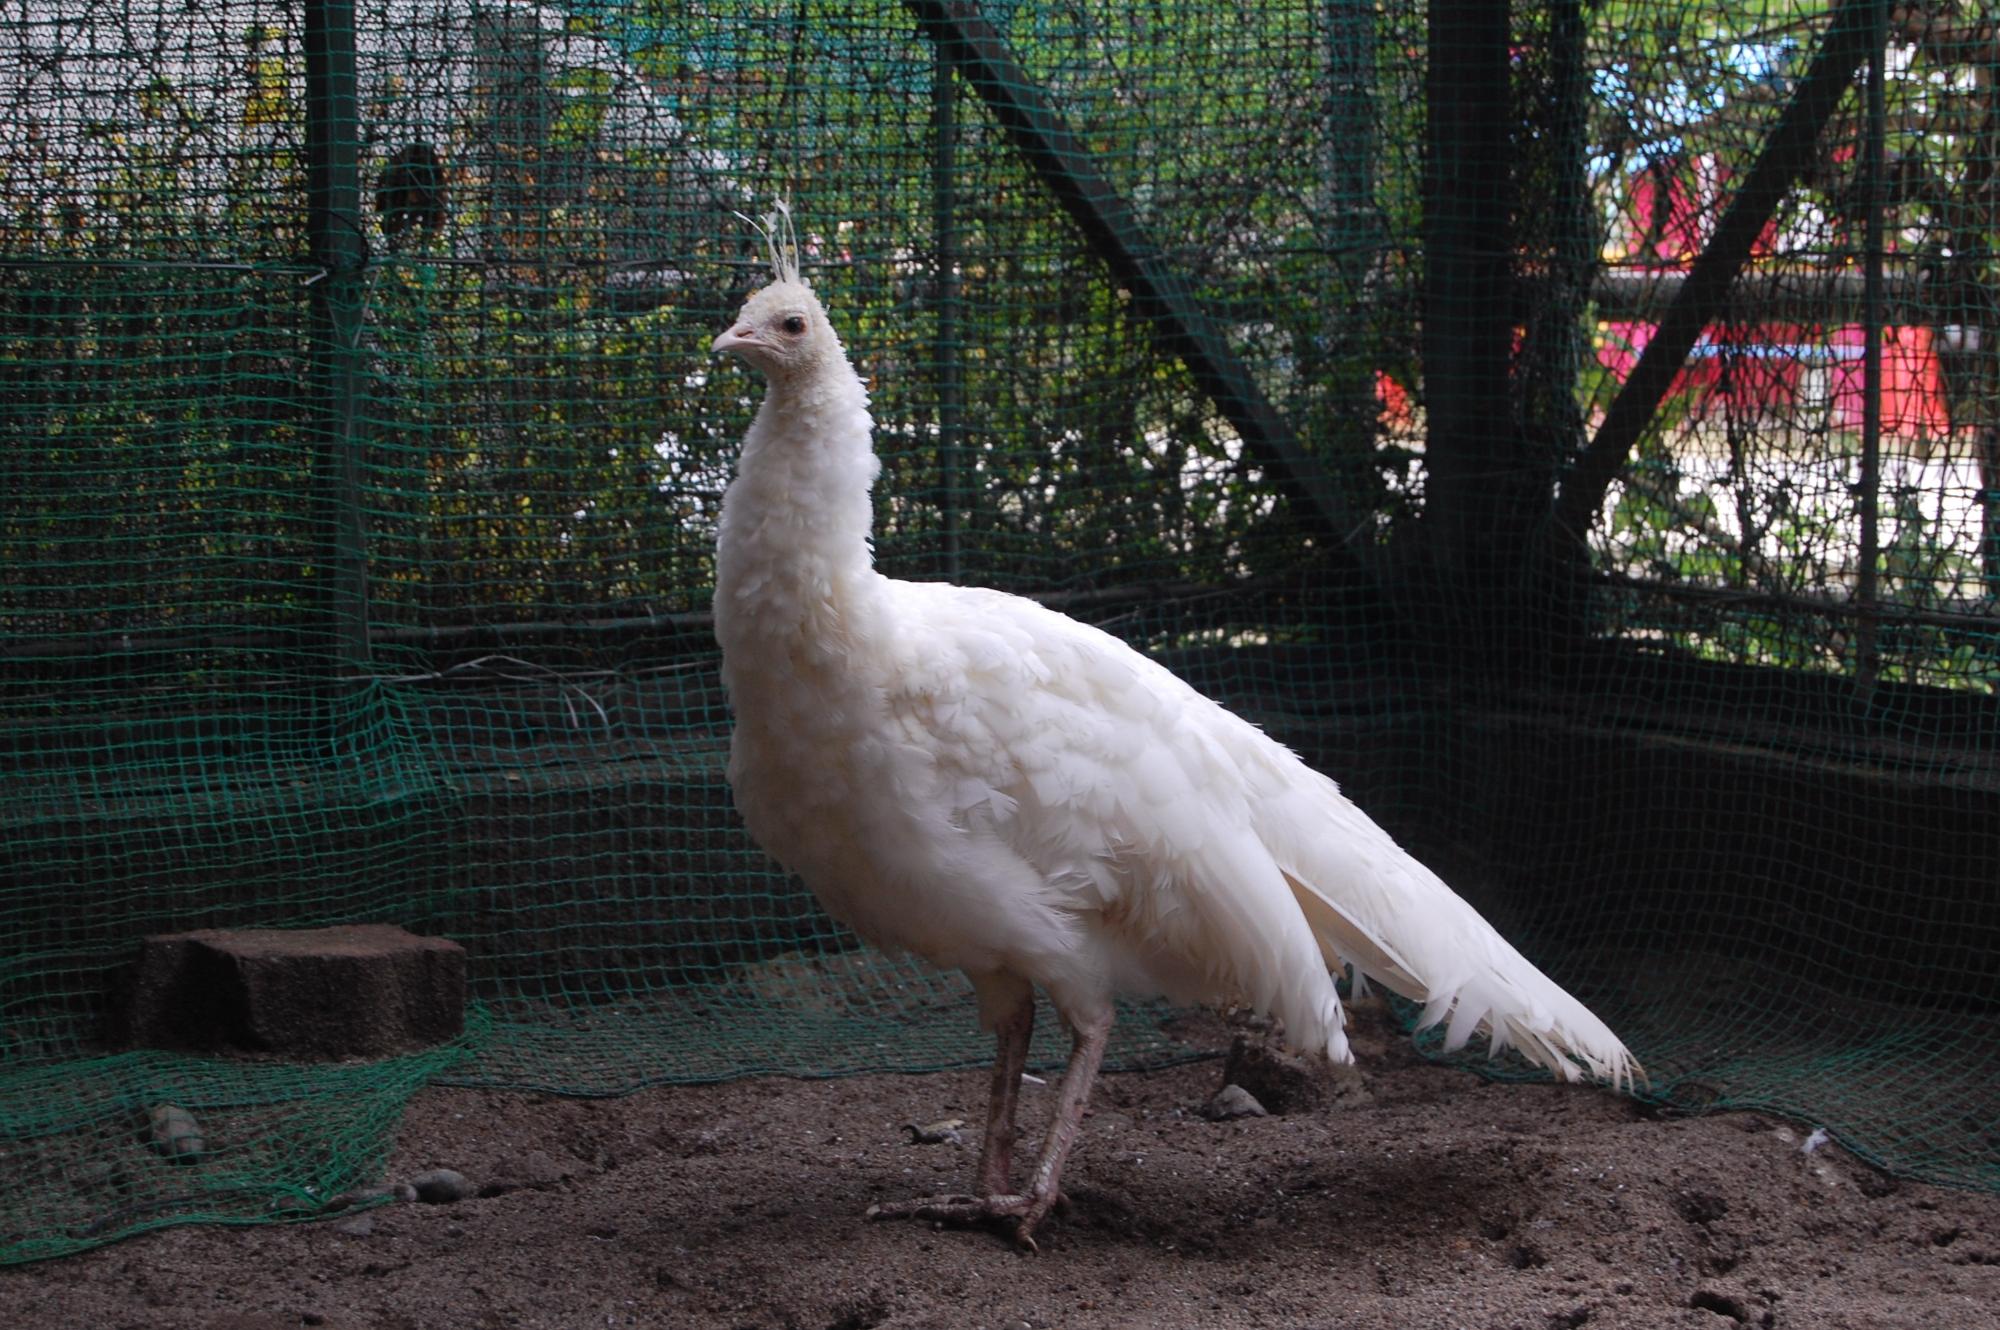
xmin=715 ymin=288 xmax=1634 ymax=1091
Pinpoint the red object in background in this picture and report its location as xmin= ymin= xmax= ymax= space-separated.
xmin=1602 ymin=157 xmax=1949 ymax=439
xmin=1374 ymin=370 xmax=1412 ymax=428
xmin=1826 ymin=325 xmax=1953 ymax=436
xmin=1595 ymin=319 xmax=1949 ymax=437
xmin=1625 ymin=157 xmax=1785 ymax=266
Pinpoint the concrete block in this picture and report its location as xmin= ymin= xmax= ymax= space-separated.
xmin=125 ymin=924 xmax=465 ymax=1059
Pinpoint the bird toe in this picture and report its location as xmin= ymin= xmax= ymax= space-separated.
xmin=866 ymin=1190 xmax=1058 ymax=1249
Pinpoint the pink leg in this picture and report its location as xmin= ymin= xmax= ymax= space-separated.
xmin=868 ymin=1007 xmax=1112 ymax=1252
xmin=1011 ymin=1009 xmax=1110 ymax=1249
xmin=976 ymin=991 xmax=1035 ymax=1197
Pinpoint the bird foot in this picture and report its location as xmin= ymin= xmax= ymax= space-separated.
xmin=866 ymin=1190 xmax=1063 ymax=1251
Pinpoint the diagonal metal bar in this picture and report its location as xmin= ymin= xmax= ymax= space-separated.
xmin=1550 ymin=0 xmax=1891 ymax=544
xmin=905 ymin=0 xmax=1371 ymax=564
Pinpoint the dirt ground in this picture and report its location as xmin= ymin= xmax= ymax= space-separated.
xmin=5 ymin=1006 xmax=1996 ymax=1330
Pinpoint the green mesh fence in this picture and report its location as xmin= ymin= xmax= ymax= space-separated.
xmin=2 ymin=0 xmax=1996 ymax=1263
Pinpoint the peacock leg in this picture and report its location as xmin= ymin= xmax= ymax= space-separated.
xmin=868 ymin=1008 xmax=1110 ymax=1252
xmin=1009 ymin=1009 xmax=1108 ymax=1249
xmin=976 ymin=989 xmax=1036 ymax=1197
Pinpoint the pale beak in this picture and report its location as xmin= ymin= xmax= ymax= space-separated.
xmin=711 ymin=324 xmax=759 ymax=355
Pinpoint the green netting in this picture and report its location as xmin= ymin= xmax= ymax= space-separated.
xmin=3 ymin=0 xmax=1996 ymax=1264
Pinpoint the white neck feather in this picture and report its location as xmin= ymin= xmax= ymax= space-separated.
xmin=713 ymin=357 xmax=884 ymax=650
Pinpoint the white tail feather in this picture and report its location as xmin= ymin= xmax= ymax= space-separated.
xmin=1272 ymin=805 xmax=1638 ymax=1091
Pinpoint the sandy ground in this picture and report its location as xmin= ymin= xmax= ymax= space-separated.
xmin=5 ymin=1007 xmax=1997 ymax=1330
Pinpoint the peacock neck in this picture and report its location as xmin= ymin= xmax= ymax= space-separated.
xmin=713 ymin=363 xmax=885 ymax=650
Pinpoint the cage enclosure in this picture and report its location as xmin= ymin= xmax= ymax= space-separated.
xmin=1 ymin=0 xmax=1995 ymax=1262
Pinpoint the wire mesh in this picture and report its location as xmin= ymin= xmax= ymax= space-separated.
xmin=1 ymin=0 xmax=1995 ymax=1263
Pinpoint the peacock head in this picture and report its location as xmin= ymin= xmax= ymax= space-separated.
xmin=711 ymin=279 xmax=837 ymax=379
xmin=711 ymin=201 xmax=840 ymax=380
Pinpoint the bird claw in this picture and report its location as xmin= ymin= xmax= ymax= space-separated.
xmin=865 ymin=1191 xmax=1057 ymax=1250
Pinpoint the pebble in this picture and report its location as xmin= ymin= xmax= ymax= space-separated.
xmin=332 ymin=1214 xmax=375 ymax=1238
xmin=144 ymin=1104 xmax=205 ymax=1163
xmin=903 ymin=1118 xmax=966 ymax=1145
xmin=1201 ymin=1084 xmax=1269 ymax=1121
xmin=1221 ymin=1034 xmax=1371 ymax=1113
xmin=408 ymin=1169 xmax=474 ymax=1204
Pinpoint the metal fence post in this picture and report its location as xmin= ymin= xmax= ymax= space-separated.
xmin=305 ymin=0 xmax=370 ymax=685
xmin=933 ymin=49 xmax=964 ymax=583
xmin=1854 ymin=7 xmax=1888 ymax=694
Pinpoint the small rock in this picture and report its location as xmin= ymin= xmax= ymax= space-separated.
xmin=1201 ymin=1084 xmax=1269 ymax=1121
xmin=408 ymin=1169 xmax=473 ymax=1204
xmin=1222 ymin=1035 xmax=1370 ymax=1114
xmin=903 ymin=1118 xmax=966 ymax=1145
xmin=332 ymin=1214 xmax=375 ymax=1237
xmin=391 ymin=1182 xmax=419 ymax=1203
xmin=143 ymin=1104 xmax=205 ymax=1163
xmin=1223 ymin=1037 xmax=1317 ymax=1113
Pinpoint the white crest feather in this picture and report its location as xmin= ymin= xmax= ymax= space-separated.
xmin=733 ymin=198 xmax=803 ymax=286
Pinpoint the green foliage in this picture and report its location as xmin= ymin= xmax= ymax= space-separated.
xmin=3 ymin=0 xmax=1995 ymax=690
xmin=1581 ymin=2 xmax=2000 ymax=691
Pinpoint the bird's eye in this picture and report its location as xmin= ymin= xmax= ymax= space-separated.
xmin=781 ymin=315 xmax=806 ymax=335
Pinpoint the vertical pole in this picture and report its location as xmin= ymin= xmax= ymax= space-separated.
xmin=1322 ymin=1 xmax=1377 ymax=483
xmin=305 ymin=0 xmax=369 ymax=685
xmin=1542 ymin=0 xmax=1593 ymax=471
xmin=1422 ymin=0 xmax=1516 ymax=574
xmin=932 ymin=50 xmax=964 ymax=582
xmin=1854 ymin=16 xmax=1886 ymax=694
xmin=1422 ymin=0 xmax=1522 ymax=674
